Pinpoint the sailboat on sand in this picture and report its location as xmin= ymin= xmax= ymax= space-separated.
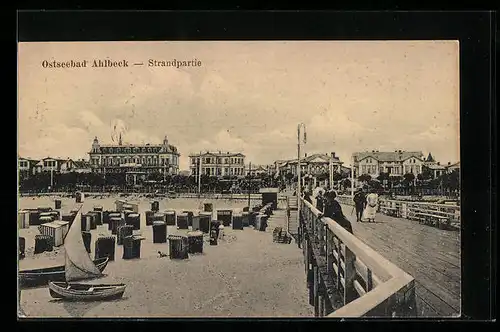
xmin=48 ymin=203 xmax=126 ymax=301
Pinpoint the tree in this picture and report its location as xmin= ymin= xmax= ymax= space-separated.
xmin=358 ymin=174 xmax=371 ymax=183
xmin=377 ymin=172 xmax=390 ymax=183
xmin=421 ymin=167 xmax=433 ymax=181
xmin=403 ymin=173 xmax=415 ymax=184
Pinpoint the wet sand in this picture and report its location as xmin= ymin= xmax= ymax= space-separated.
xmin=18 ymin=196 xmax=313 ymax=318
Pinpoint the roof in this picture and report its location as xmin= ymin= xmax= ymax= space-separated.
xmin=40 ymin=157 xmax=67 ymax=162
xmin=353 ymin=151 xmax=424 ymax=162
xmin=189 ymin=151 xmax=245 ymax=157
xmin=426 ymin=164 xmax=446 ymax=170
xmin=448 ymin=161 xmax=460 ymax=168
xmin=97 ymin=144 xmax=179 ymax=154
xmin=426 ymin=153 xmax=436 ymax=162
xmin=18 ymin=157 xmax=39 ymax=162
xmin=40 ymin=221 xmax=65 ymax=228
xmin=285 ymin=153 xmax=342 ymax=165
xmin=72 ymin=160 xmax=91 ymax=168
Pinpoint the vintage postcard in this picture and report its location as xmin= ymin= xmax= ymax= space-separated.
xmin=17 ymin=41 xmax=460 ymax=318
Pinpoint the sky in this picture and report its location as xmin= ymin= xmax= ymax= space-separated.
xmin=18 ymin=41 xmax=459 ymax=171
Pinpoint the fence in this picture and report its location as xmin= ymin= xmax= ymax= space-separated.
xmin=337 ymin=195 xmax=460 ymax=229
xmin=297 ymin=197 xmax=416 ymax=317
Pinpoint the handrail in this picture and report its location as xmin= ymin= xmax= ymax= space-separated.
xmin=298 ymin=197 xmax=416 ymax=317
xmin=337 ymin=194 xmax=460 ymax=225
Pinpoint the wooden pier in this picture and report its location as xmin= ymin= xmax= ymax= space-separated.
xmin=286 ymin=196 xmax=460 ymax=317
xmin=338 ymin=202 xmax=460 ymax=317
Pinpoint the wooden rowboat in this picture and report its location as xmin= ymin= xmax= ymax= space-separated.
xmin=49 ymin=282 xmax=126 ymax=301
xmin=19 ymin=257 xmax=109 ymax=288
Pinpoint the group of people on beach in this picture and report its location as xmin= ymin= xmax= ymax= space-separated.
xmin=300 ymin=185 xmax=380 ymax=235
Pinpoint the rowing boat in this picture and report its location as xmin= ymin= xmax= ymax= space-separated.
xmin=49 ymin=281 xmax=126 ymax=301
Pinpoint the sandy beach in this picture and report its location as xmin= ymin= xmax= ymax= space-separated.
xmin=18 ymin=195 xmax=313 ymax=318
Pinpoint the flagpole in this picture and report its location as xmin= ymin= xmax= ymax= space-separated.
xmin=248 ymin=162 xmax=251 ymax=208
xmin=198 ymin=152 xmax=202 ymax=195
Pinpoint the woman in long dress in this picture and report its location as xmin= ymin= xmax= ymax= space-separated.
xmin=363 ymin=192 xmax=379 ymax=222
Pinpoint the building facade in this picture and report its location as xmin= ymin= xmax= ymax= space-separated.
xmin=189 ymin=151 xmax=245 ymax=177
xmin=421 ymin=153 xmax=446 ymax=179
xmin=60 ymin=159 xmax=92 ymax=173
xmin=33 ymin=157 xmax=66 ymax=174
xmin=246 ymin=164 xmax=274 ymax=176
xmin=276 ymin=152 xmax=344 ymax=177
xmin=18 ymin=157 xmax=39 ymax=178
xmin=88 ymin=135 xmax=180 ymax=176
xmin=352 ymin=150 xmax=425 ymax=178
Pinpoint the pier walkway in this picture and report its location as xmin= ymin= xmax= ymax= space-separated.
xmin=338 ymin=202 xmax=461 ymax=317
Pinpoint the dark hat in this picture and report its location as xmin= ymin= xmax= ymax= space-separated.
xmin=325 ymin=190 xmax=337 ymax=199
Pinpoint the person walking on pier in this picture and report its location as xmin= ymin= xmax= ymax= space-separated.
xmin=303 ymin=189 xmax=313 ymax=205
xmin=320 ymin=190 xmax=353 ymax=234
xmin=315 ymin=188 xmax=325 ymax=213
xmin=353 ymin=188 xmax=366 ymax=222
xmin=363 ymin=191 xmax=379 ymax=223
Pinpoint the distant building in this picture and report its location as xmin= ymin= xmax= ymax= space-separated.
xmin=34 ymin=157 xmax=67 ymax=174
xmin=18 ymin=157 xmax=38 ymax=177
xmin=60 ymin=159 xmax=92 ymax=173
xmin=189 ymin=151 xmax=246 ymax=178
xmin=276 ymin=152 xmax=343 ymax=177
xmin=352 ymin=150 xmax=425 ymax=178
xmin=446 ymin=161 xmax=460 ymax=174
xmin=88 ymin=135 xmax=180 ymax=177
xmin=246 ymin=164 xmax=273 ymax=176
xmin=422 ymin=153 xmax=446 ymax=179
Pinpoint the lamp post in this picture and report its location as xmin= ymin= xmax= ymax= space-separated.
xmin=351 ymin=154 xmax=355 ymax=198
xmin=297 ymin=123 xmax=306 ymax=226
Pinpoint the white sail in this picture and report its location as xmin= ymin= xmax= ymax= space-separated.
xmin=64 ymin=204 xmax=102 ymax=282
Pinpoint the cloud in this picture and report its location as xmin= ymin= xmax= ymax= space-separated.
xmin=79 ymin=111 xmax=104 ymax=130
xmin=18 ymin=125 xmax=90 ymax=160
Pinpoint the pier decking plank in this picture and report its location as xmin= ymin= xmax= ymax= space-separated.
xmin=339 ymin=203 xmax=461 ymax=317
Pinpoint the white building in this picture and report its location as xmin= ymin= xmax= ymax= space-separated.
xmin=34 ymin=157 xmax=66 ymax=174
xmin=352 ymin=150 xmax=425 ymax=178
xmin=189 ymin=151 xmax=246 ymax=178
xmin=60 ymin=159 xmax=92 ymax=173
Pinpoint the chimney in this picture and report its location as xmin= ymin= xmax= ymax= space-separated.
xmin=305 ymin=153 xmax=307 ymax=157
xmin=331 ymin=152 xmax=336 ymax=159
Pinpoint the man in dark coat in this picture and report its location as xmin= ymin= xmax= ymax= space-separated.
xmin=315 ymin=189 xmax=325 ymax=213
xmin=320 ymin=190 xmax=353 ymax=234
xmin=303 ymin=189 xmax=313 ymax=204
xmin=353 ymin=188 xmax=366 ymax=222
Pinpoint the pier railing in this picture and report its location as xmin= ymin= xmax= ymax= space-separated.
xmin=298 ymin=197 xmax=416 ymax=317
xmin=337 ymin=195 xmax=460 ymax=229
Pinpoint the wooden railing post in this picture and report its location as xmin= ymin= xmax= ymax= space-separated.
xmin=343 ymin=246 xmax=357 ymax=305
xmin=313 ymin=265 xmax=319 ymax=316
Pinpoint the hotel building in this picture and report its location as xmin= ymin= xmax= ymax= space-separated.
xmin=88 ymin=135 xmax=180 ymax=176
xmin=189 ymin=151 xmax=246 ymax=177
